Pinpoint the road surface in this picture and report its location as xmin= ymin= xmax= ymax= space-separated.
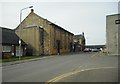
xmin=2 ymin=52 xmax=118 ymax=82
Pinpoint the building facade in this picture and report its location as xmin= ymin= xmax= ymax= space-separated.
xmin=73 ymin=32 xmax=86 ymax=52
xmin=106 ymin=14 xmax=120 ymax=55
xmin=15 ymin=9 xmax=74 ymax=56
xmin=1 ymin=27 xmax=26 ymax=58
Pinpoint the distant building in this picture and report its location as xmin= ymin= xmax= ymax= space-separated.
xmin=106 ymin=14 xmax=120 ymax=55
xmin=1 ymin=27 xmax=26 ymax=58
xmin=15 ymin=9 xmax=74 ymax=56
xmin=73 ymin=32 xmax=86 ymax=52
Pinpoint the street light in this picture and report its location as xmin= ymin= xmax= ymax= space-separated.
xmin=19 ymin=6 xmax=33 ymax=60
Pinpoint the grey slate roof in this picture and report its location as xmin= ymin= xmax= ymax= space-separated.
xmin=1 ymin=27 xmax=26 ymax=45
xmin=74 ymin=34 xmax=85 ymax=39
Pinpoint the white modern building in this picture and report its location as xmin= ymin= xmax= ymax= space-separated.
xmin=106 ymin=14 xmax=120 ymax=56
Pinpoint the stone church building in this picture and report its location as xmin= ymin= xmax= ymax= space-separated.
xmin=15 ymin=9 xmax=74 ymax=56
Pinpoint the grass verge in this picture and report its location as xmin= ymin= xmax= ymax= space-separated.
xmin=2 ymin=56 xmax=43 ymax=63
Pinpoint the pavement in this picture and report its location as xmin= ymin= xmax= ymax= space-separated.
xmin=2 ymin=52 xmax=82 ymax=67
xmin=2 ymin=52 xmax=118 ymax=82
xmin=2 ymin=56 xmax=55 ymax=67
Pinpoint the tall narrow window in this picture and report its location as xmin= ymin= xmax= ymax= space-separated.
xmin=40 ymin=28 xmax=44 ymax=55
xmin=64 ymin=32 xmax=66 ymax=49
xmin=54 ymin=27 xmax=56 ymax=48
xmin=60 ymin=30 xmax=62 ymax=49
xmin=68 ymin=33 xmax=70 ymax=49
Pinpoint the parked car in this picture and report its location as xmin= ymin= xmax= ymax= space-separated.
xmin=84 ymin=48 xmax=91 ymax=52
xmin=91 ymin=48 xmax=99 ymax=52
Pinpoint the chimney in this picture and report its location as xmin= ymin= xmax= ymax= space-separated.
xmin=82 ymin=32 xmax=84 ymax=36
xmin=31 ymin=9 xmax=34 ymax=13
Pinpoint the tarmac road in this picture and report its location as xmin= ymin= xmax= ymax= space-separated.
xmin=2 ymin=52 xmax=118 ymax=82
xmin=50 ymin=67 xmax=118 ymax=82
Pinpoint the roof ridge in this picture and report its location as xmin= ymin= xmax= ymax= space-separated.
xmin=0 ymin=27 xmax=13 ymax=31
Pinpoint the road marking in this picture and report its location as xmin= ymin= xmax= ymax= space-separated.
xmin=45 ymin=67 xmax=117 ymax=83
xmin=45 ymin=65 xmax=83 ymax=84
xmin=72 ymin=65 xmax=82 ymax=72
xmin=91 ymin=52 xmax=99 ymax=58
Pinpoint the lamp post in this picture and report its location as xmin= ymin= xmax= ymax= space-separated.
xmin=19 ymin=6 xmax=33 ymax=60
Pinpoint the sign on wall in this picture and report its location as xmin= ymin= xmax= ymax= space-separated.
xmin=115 ymin=20 xmax=120 ymax=24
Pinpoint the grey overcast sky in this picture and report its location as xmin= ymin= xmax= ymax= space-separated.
xmin=0 ymin=0 xmax=119 ymax=45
